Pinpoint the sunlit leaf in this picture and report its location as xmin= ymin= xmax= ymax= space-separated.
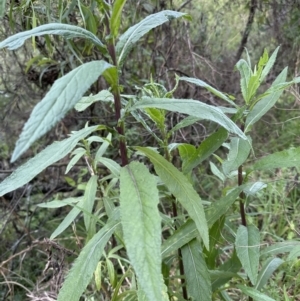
xmin=136 ymin=147 xmax=209 ymax=250
xmin=120 ymin=162 xmax=163 ymax=301
xmin=0 ymin=126 xmax=99 ymax=196
xmin=260 ymin=47 xmax=280 ymax=82
xmin=11 ymin=61 xmax=113 ymax=162
xmin=111 ymin=0 xmax=127 ymax=38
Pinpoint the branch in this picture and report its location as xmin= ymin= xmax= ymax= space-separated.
xmin=235 ymin=0 xmax=258 ymax=61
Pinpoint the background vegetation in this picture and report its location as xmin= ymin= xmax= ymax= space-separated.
xmin=1 ymin=0 xmax=300 ymax=300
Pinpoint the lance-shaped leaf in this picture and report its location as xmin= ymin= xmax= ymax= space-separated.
xmin=57 ymin=209 xmax=120 ymax=301
xmin=253 ymin=147 xmax=300 ymax=171
xmin=116 ymin=10 xmax=188 ymax=67
xmin=0 ymin=23 xmax=106 ymax=50
xmin=136 ymin=147 xmax=209 ymax=250
xmin=0 ymin=125 xmax=99 ymax=196
xmin=235 ymin=59 xmax=252 ymax=104
xmin=255 ymin=257 xmax=284 ymax=291
xmin=97 ymin=157 xmax=121 ymax=178
xmin=260 ymin=241 xmax=300 ymax=257
xmin=161 ymin=219 xmax=198 ymax=258
xmin=0 ymin=0 xmax=6 ymax=18
xmin=83 ymin=175 xmax=98 ymax=232
xmin=110 ymin=0 xmax=127 ymax=38
xmin=235 ymin=225 xmax=260 ymax=285
xmin=212 ymin=250 xmax=242 ymax=292
xmin=181 ymin=128 xmax=228 ymax=174
xmin=11 ymin=61 xmax=114 ymax=162
xmin=50 ymin=203 xmax=82 ymax=239
xmin=38 ymin=197 xmax=81 ymax=208
xmin=120 ymin=162 xmax=163 ymax=301
xmin=237 ymin=285 xmax=276 ymax=301
xmin=180 ymin=77 xmax=236 ymax=106
xmin=131 ymin=97 xmax=247 ymax=140
xmin=287 ymin=245 xmax=300 ymax=261
xmin=260 ymin=47 xmax=280 ymax=82
xmin=244 ymin=67 xmax=287 ymax=132
xmin=181 ymin=239 xmax=212 ymax=301
xmin=222 ymin=137 xmax=251 ymax=175
xmin=206 ymin=186 xmax=245 ymax=227
xmin=75 ymin=90 xmax=113 ymax=112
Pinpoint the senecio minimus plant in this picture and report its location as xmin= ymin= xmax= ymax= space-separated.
xmin=1 ymin=1 xmax=300 ymax=300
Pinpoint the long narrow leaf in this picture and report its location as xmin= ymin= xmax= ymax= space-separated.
xmin=182 ymin=239 xmax=212 ymax=301
xmin=0 ymin=0 xmax=6 ymax=18
xmin=235 ymin=59 xmax=251 ymax=103
xmin=161 ymin=219 xmax=198 ymax=258
xmin=0 ymin=126 xmax=99 ymax=196
xmin=183 ymin=128 xmax=228 ymax=174
xmin=50 ymin=205 xmax=81 ymax=239
xmin=0 ymin=23 xmax=106 ymax=50
xmin=212 ymin=250 xmax=241 ymax=291
xmin=11 ymin=61 xmax=114 ymax=162
xmin=260 ymin=241 xmax=300 ymax=257
xmin=83 ymin=175 xmax=98 ymax=231
xmin=206 ymin=186 xmax=245 ymax=227
xmin=237 ymin=285 xmax=276 ymax=301
xmin=255 ymin=257 xmax=284 ymax=290
xmin=260 ymin=47 xmax=280 ymax=82
xmin=110 ymin=0 xmax=127 ymax=38
xmin=136 ymin=147 xmax=209 ymax=250
xmin=235 ymin=225 xmax=260 ymax=285
xmin=180 ymin=77 xmax=236 ymax=106
xmin=120 ymin=162 xmax=163 ymax=301
xmin=253 ymin=147 xmax=300 ymax=170
xmin=57 ymin=210 xmax=120 ymax=301
xmin=116 ymin=10 xmax=188 ymax=67
xmin=245 ymin=67 xmax=287 ymax=132
xmin=131 ymin=97 xmax=247 ymax=140
xmin=222 ymin=137 xmax=251 ymax=175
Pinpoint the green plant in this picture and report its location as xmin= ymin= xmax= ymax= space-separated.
xmin=1 ymin=1 xmax=300 ymax=301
